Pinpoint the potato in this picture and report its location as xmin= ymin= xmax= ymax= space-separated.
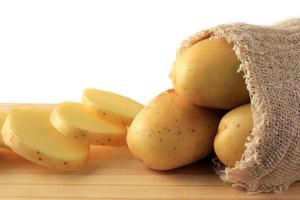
xmin=0 ymin=103 xmax=54 ymax=112
xmin=2 ymin=108 xmax=89 ymax=170
xmin=127 ymin=89 xmax=221 ymax=170
xmin=0 ymin=104 xmax=54 ymax=149
xmin=172 ymin=38 xmax=249 ymax=109
xmin=0 ymin=112 xmax=8 ymax=148
xmin=50 ymin=102 xmax=127 ymax=146
xmin=214 ymin=103 xmax=253 ymax=167
xmin=82 ymin=88 xmax=144 ymax=126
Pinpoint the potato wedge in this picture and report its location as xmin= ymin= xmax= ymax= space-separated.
xmin=50 ymin=102 xmax=127 ymax=146
xmin=82 ymin=88 xmax=144 ymax=126
xmin=2 ymin=108 xmax=89 ymax=170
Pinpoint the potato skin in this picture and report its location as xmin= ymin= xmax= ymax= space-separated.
xmin=127 ymin=89 xmax=221 ymax=170
xmin=172 ymin=38 xmax=249 ymax=109
xmin=214 ymin=103 xmax=253 ymax=167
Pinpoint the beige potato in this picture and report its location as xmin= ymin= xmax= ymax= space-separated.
xmin=214 ymin=103 xmax=253 ymax=167
xmin=2 ymin=108 xmax=90 ymax=170
xmin=172 ymin=38 xmax=249 ymax=109
xmin=82 ymin=88 xmax=144 ymax=126
xmin=127 ymin=89 xmax=221 ymax=170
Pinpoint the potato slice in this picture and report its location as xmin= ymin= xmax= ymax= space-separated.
xmin=0 ymin=112 xmax=8 ymax=148
xmin=82 ymin=88 xmax=144 ymax=126
xmin=2 ymin=108 xmax=89 ymax=170
xmin=0 ymin=103 xmax=54 ymax=112
xmin=0 ymin=104 xmax=54 ymax=149
xmin=50 ymin=102 xmax=127 ymax=146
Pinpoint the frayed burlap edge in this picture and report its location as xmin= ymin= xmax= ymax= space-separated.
xmin=175 ymin=19 xmax=300 ymax=193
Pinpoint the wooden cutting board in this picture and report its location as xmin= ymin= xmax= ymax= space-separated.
xmin=0 ymin=104 xmax=299 ymax=200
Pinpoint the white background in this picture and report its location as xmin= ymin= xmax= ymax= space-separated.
xmin=0 ymin=0 xmax=299 ymax=104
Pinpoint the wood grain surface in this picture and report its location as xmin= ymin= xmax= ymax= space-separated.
xmin=0 ymin=146 xmax=299 ymax=200
xmin=0 ymin=104 xmax=299 ymax=199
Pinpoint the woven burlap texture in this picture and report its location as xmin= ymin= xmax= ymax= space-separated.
xmin=177 ymin=19 xmax=300 ymax=193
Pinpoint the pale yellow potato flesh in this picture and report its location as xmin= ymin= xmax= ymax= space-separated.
xmin=2 ymin=108 xmax=90 ymax=170
xmin=0 ymin=103 xmax=54 ymax=112
xmin=0 ymin=112 xmax=8 ymax=148
xmin=82 ymin=88 xmax=144 ymax=126
xmin=127 ymin=89 xmax=221 ymax=170
xmin=214 ymin=103 xmax=253 ymax=167
xmin=173 ymin=38 xmax=249 ymax=109
xmin=50 ymin=102 xmax=127 ymax=146
xmin=0 ymin=105 xmax=53 ymax=149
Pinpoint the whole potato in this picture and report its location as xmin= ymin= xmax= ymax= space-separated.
xmin=127 ymin=89 xmax=221 ymax=170
xmin=214 ymin=103 xmax=253 ymax=167
xmin=172 ymin=38 xmax=249 ymax=109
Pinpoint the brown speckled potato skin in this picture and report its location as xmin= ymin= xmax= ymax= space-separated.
xmin=172 ymin=38 xmax=249 ymax=109
xmin=214 ymin=103 xmax=253 ymax=167
xmin=126 ymin=89 xmax=222 ymax=170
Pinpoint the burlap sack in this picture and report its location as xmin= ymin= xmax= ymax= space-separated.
xmin=177 ymin=19 xmax=300 ymax=193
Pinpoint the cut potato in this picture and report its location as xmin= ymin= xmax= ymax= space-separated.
xmin=0 ymin=103 xmax=54 ymax=112
xmin=0 ymin=112 xmax=8 ymax=148
xmin=0 ymin=104 xmax=54 ymax=149
xmin=50 ymin=102 xmax=127 ymax=146
xmin=2 ymin=108 xmax=89 ymax=170
xmin=82 ymin=88 xmax=144 ymax=126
